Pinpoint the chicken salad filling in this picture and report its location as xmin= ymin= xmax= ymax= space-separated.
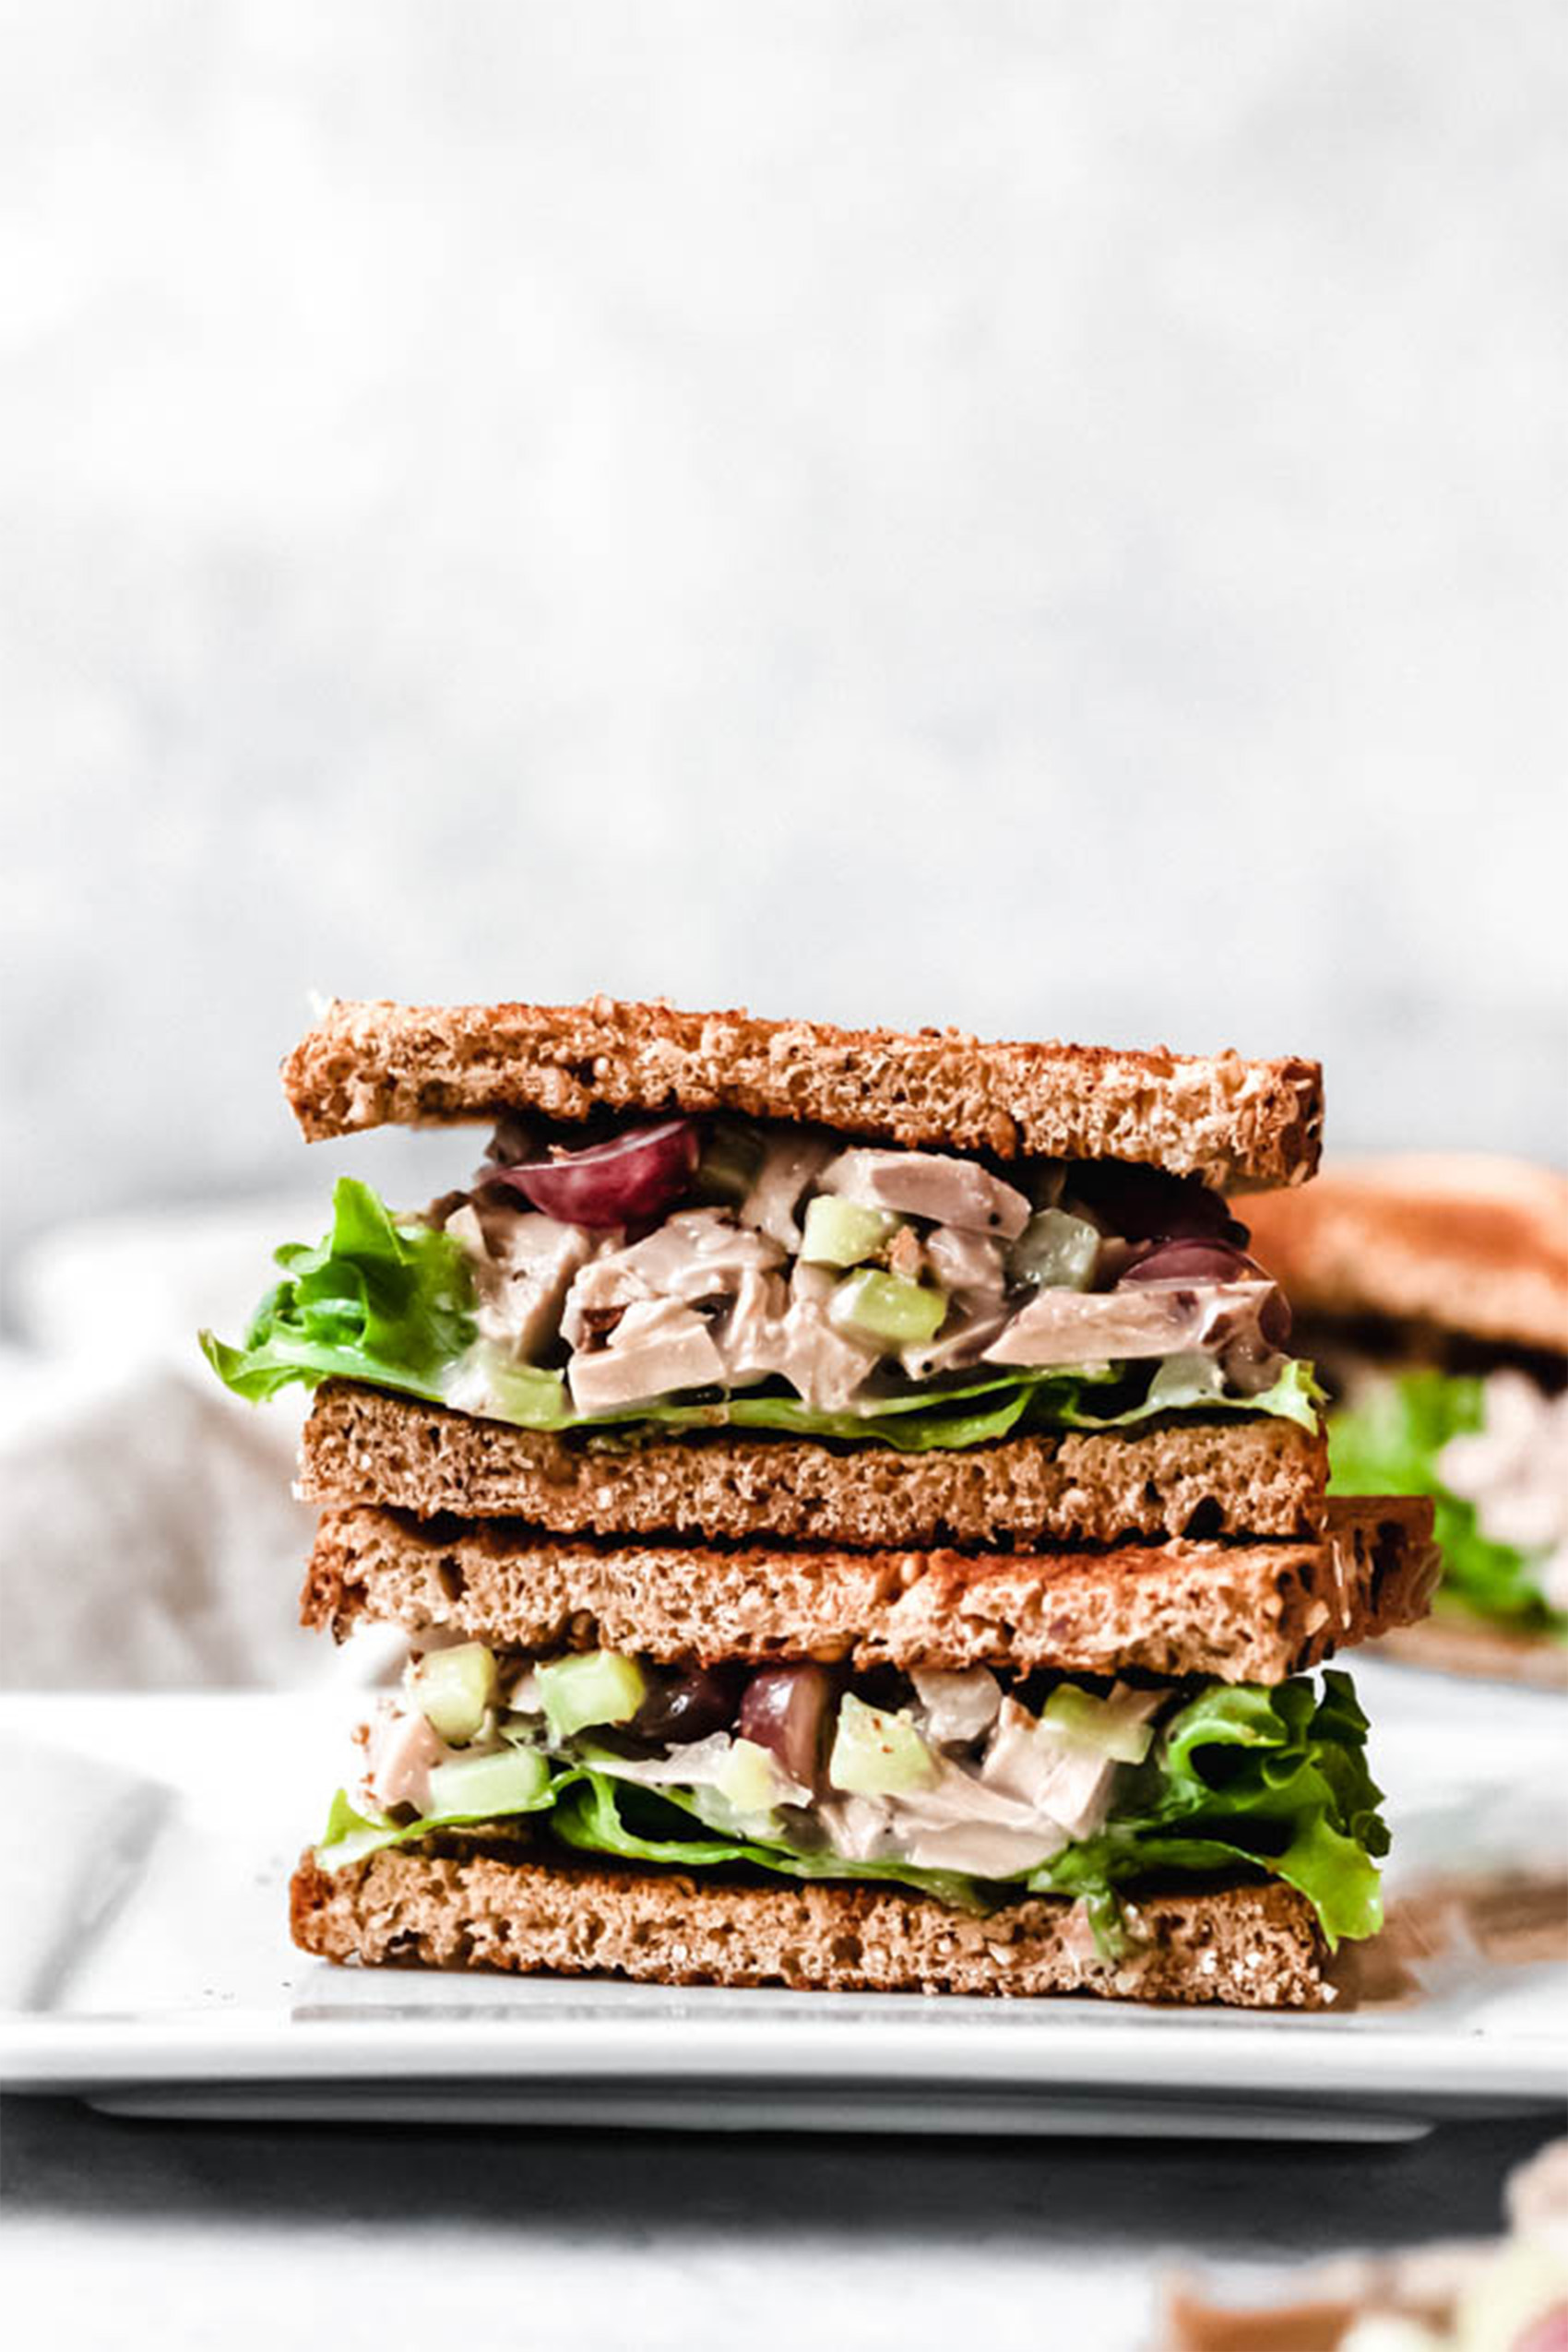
xmin=204 ymin=1117 xmax=1321 ymax=1446
xmin=317 ymin=1639 xmax=1387 ymax=1949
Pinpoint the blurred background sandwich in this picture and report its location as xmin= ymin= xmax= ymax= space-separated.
xmin=1246 ymin=1157 xmax=1568 ymax=1684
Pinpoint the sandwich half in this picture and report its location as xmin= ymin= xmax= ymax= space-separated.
xmin=209 ymin=996 xmax=1327 ymax=1501
xmin=287 ymin=1491 xmax=1432 ymax=2007
xmin=205 ymin=995 xmax=1431 ymax=2006
xmin=1247 ymin=1156 xmax=1568 ymax=1683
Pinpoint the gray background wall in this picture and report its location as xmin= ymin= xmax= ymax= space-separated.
xmin=4 ymin=0 xmax=1563 ymax=1298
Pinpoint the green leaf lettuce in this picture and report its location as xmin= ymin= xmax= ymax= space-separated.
xmin=1329 ymin=1371 xmax=1564 ymax=1636
xmin=200 ymin=1178 xmax=480 ymax=1405
xmin=1028 ymin=1669 xmax=1387 ymax=1944
xmin=202 ymin=1181 xmax=1322 ymax=1449
xmin=315 ymin=1670 xmax=1387 ymax=1947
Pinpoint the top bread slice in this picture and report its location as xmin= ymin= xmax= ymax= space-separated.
xmin=1245 ymin=1156 xmax=1568 ymax=1358
xmin=282 ymin=996 xmax=1323 ymax=1188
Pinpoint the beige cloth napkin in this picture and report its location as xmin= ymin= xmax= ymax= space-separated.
xmin=1 ymin=1200 xmax=396 ymax=1691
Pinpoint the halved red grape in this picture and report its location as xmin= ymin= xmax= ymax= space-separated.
xmin=633 ymin=1666 xmax=740 ymax=1745
xmin=1068 ymin=1163 xmax=1247 ymax=1246
xmin=484 ymin=1118 xmax=700 ymax=1229
xmin=1122 ymin=1240 xmax=1290 ymax=1346
xmin=738 ymin=1665 xmax=832 ymax=1789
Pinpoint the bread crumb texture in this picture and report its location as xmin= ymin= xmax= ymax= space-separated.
xmin=282 ymin=996 xmax=1323 ymax=1187
xmin=300 ymin=1384 xmax=1328 ymax=1548
xmin=291 ymin=1847 xmax=1331 ymax=2009
xmin=301 ymin=1493 xmax=1436 ymax=1683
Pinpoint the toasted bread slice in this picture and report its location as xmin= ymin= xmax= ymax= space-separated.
xmin=299 ymin=1383 xmax=1328 ymax=1548
xmin=1374 ymin=1614 xmax=1568 ymax=1689
xmin=301 ymin=1495 xmax=1436 ymax=1683
xmin=281 ymin=996 xmax=1323 ymax=1187
xmin=290 ymin=1844 xmax=1330 ymax=2008
xmin=1245 ymin=1156 xmax=1568 ymax=1358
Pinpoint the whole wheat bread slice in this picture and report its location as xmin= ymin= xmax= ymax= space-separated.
xmin=1245 ymin=1156 xmax=1568 ymax=1357
xmin=282 ymin=995 xmax=1323 ymax=1187
xmin=301 ymin=1495 xmax=1436 ymax=1682
xmin=299 ymin=1383 xmax=1328 ymax=1547
xmin=290 ymin=1842 xmax=1330 ymax=2008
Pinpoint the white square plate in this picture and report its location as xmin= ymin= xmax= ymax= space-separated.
xmin=2 ymin=1669 xmax=1562 ymax=2140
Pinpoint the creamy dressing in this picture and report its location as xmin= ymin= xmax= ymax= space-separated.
xmin=356 ymin=1649 xmax=1168 ymax=1883
xmin=440 ymin=1123 xmax=1288 ymax=1420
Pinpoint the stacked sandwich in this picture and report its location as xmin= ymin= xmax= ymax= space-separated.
xmin=1248 ymin=1156 xmax=1568 ymax=1685
xmin=205 ymin=997 xmax=1438 ymax=2010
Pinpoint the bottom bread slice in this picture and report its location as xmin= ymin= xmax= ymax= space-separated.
xmin=291 ymin=1843 xmax=1332 ymax=2010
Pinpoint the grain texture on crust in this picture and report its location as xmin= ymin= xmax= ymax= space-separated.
xmin=1246 ymin=1157 xmax=1568 ymax=1356
xmin=299 ymin=1383 xmax=1328 ymax=1546
xmin=301 ymin=1496 xmax=1437 ymax=1681
xmin=290 ymin=1846 xmax=1330 ymax=2008
xmin=281 ymin=995 xmax=1323 ymax=1186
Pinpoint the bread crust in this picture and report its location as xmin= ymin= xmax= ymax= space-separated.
xmin=301 ymin=1495 xmax=1437 ymax=1682
xmin=1245 ymin=1157 xmax=1568 ymax=1357
xmin=280 ymin=996 xmax=1323 ymax=1187
xmin=290 ymin=1844 xmax=1331 ymax=2008
xmin=1373 ymin=1615 xmax=1568 ymax=1689
xmin=298 ymin=1383 xmax=1328 ymax=1547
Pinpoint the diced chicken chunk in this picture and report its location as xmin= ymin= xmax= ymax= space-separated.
xmin=560 ymin=1211 xmax=783 ymax=1349
xmin=446 ymin=1204 xmax=598 ymax=1361
xmin=980 ymin=1689 xmax=1161 ymax=1838
xmin=984 ymin=1278 xmax=1277 ymax=1368
xmin=711 ymin=1261 xmax=880 ymax=1411
xmin=820 ymin=1148 xmax=1031 ymax=1239
xmin=923 ymin=1225 xmax=1006 ymax=1297
xmin=566 ymin=1298 xmax=726 ymax=1413
xmin=611 ymin=1209 xmax=785 ymax=1299
xmin=910 ymin=1667 xmax=1003 ymax=1745
xmin=741 ymin=1135 xmax=833 ymax=1250
xmin=818 ymin=1751 xmax=1069 ymax=1877
xmin=900 ymin=1819 xmax=1071 ymax=1876
xmin=712 ymin=1266 xmax=791 ymax=1386
xmin=980 ymin=1699 xmax=1120 ymax=1839
xmin=774 ymin=1262 xmax=880 ymax=1410
xmin=365 ymin=1707 xmax=447 ymax=1815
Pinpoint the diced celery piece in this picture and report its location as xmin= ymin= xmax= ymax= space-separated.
xmin=537 ymin=1650 xmax=647 ymax=1742
xmin=827 ymin=1693 xmax=938 ymax=1798
xmin=694 ymin=1117 xmax=766 ymax=1206
xmin=800 ymin=1196 xmax=900 ymax=1267
xmin=1143 ymin=1349 xmax=1229 ymax=1412
xmin=469 ymin=1354 xmax=570 ymax=1427
xmin=828 ymin=1268 xmax=947 ymax=1348
xmin=410 ymin=1642 xmax=497 ymax=1744
xmin=1010 ymin=1209 xmax=1100 ymax=1291
xmin=424 ymin=1746 xmax=551 ymax=1819
xmin=1039 ymin=1684 xmax=1153 ymax=1764
xmin=718 ymin=1737 xmax=788 ymax=1815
